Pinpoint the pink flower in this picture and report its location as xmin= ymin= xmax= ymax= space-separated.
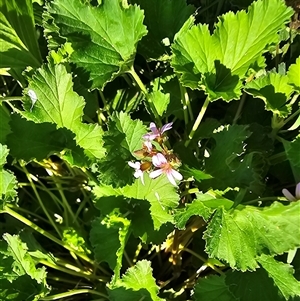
xmin=282 ymin=183 xmax=300 ymax=201
xmin=149 ymin=153 xmax=182 ymax=186
xmin=143 ymin=122 xmax=173 ymax=141
xmin=128 ymin=161 xmax=145 ymax=185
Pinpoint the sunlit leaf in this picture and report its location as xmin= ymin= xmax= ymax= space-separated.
xmin=171 ymin=0 xmax=293 ymax=101
xmin=204 ymin=201 xmax=300 ymax=270
xmin=48 ymin=0 xmax=147 ymax=89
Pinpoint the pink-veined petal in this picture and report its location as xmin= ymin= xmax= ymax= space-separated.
xmin=161 ymin=122 xmax=173 ymax=133
xmin=149 ymin=169 xmax=163 ymax=179
xmin=166 ymin=171 xmax=177 ymax=186
xmin=171 ymin=169 xmax=183 ymax=181
xmin=296 ymin=183 xmax=300 ymax=199
xmin=149 ymin=122 xmax=159 ymax=134
xmin=143 ymin=133 xmax=158 ymax=141
xmin=282 ymin=188 xmax=296 ymax=201
xmin=152 ymin=153 xmax=167 ymax=167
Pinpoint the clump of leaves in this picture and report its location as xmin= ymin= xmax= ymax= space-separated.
xmin=0 ymin=0 xmax=300 ymax=300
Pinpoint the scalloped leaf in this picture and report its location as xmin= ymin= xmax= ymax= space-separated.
xmin=0 ymin=234 xmax=49 ymax=300
xmin=90 ymin=211 xmax=130 ymax=283
xmin=109 ymin=260 xmax=164 ymax=301
xmin=204 ymin=201 xmax=300 ymax=271
xmin=93 ymin=173 xmax=179 ymax=230
xmin=245 ymin=71 xmax=293 ymax=117
xmin=48 ymin=0 xmax=147 ymax=89
xmin=171 ymin=0 xmax=293 ymax=101
xmin=97 ymin=112 xmax=147 ymax=187
xmin=20 ymin=63 xmax=105 ymax=163
xmin=257 ymin=254 xmax=300 ymax=300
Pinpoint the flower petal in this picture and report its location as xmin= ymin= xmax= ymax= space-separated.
xmin=282 ymin=188 xmax=296 ymax=201
xmin=144 ymin=141 xmax=153 ymax=151
xmin=152 ymin=153 xmax=167 ymax=167
xmin=128 ymin=161 xmax=140 ymax=169
xmin=149 ymin=169 xmax=163 ymax=179
xmin=296 ymin=183 xmax=300 ymax=199
xmin=161 ymin=122 xmax=173 ymax=134
xmin=166 ymin=171 xmax=177 ymax=186
xmin=150 ymin=122 xmax=159 ymax=134
xmin=171 ymin=169 xmax=183 ymax=181
xmin=133 ymin=169 xmax=143 ymax=179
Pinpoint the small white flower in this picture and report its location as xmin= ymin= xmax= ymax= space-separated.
xmin=128 ymin=161 xmax=145 ymax=185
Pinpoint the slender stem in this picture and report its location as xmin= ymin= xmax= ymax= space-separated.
xmin=38 ymin=259 xmax=94 ymax=280
xmin=8 ymin=204 xmax=50 ymax=225
xmin=53 ymin=177 xmax=80 ymax=228
xmin=0 ymin=96 xmax=22 ymax=102
xmin=181 ymin=248 xmax=224 ymax=275
xmin=1 ymin=206 xmax=104 ymax=270
xmin=47 ymin=275 xmax=89 ymax=286
xmin=243 ymin=196 xmax=282 ymax=205
xmin=282 ymin=108 xmax=300 ymax=128
xmin=185 ymin=97 xmax=210 ymax=147
xmin=40 ymin=289 xmax=109 ymax=300
xmin=233 ymin=92 xmax=247 ymax=124
xmin=22 ymin=165 xmax=62 ymax=238
xmin=128 ymin=66 xmax=161 ymax=126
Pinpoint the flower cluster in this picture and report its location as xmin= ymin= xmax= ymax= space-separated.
xmin=128 ymin=122 xmax=183 ymax=186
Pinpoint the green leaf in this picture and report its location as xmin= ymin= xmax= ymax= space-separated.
xmin=204 ymin=201 xmax=300 ymax=270
xmin=7 ymin=114 xmax=70 ymax=162
xmin=283 ymin=135 xmax=300 ymax=182
xmin=0 ymin=144 xmax=18 ymax=209
xmin=258 ymin=254 xmax=300 ymax=300
xmin=131 ymin=0 xmax=194 ymax=60
xmin=93 ymin=173 xmax=179 ymax=229
xmin=0 ymin=0 xmax=42 ymax=69
xmin=21 ymin=63 xmax=105 ymax=163
xmin=151 ymin=90 xmax=170 ymax=117
xmin=180 ymin=164 xmax=213 ymax=182
xmin=98 ymin=112 xmax=147 ymax=187
xmin=174 ymin=200 xmax=213 ymax=229
xmin=94 ymin=195 xmax=171 ymax=245
xmin=171 ymin=0 xmax=293 ymax=101
xmin=287 ymin=56 xmax=300 ymax=92
xmin=0 ymin=234 xmax=49 ymax=300
xmin=201 ymin=124 xmax=264 ymax=193
xmin=194 ymin=275 xmax=238 ymax=301
xmin=90 ymin=212 xmax=130 ymax=282
xmin=48 ymin=0 xmax=147 ymax=89
xmin=225 ymin=268 xmax=284 ymax=301
xmin=0 ymin=105 xmax=11 ymax=144
xmin=245 ymin=71 xmax=293 ymax=117
xmin=109 ymin=260 xmax=164 ymax=301
xmin=174 ymin=193 xmax=234 ymax=229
